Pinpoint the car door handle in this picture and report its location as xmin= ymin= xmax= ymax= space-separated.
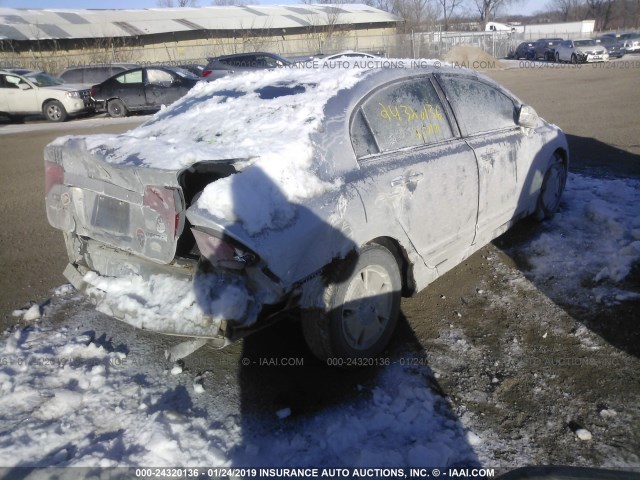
xmin=391 ymin=172 xmax=423 ymax=187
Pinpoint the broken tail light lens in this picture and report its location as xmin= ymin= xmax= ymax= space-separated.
xmin=45 ymin=160 xmax=64 ymax=195
xmin=192 ymin=229 xmax=255 ymax=270
xmin=143 ymin=186 xmax=182 ymax=239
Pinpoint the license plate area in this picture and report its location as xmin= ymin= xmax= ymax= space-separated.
xmin=91 ymin=195 xmax=130 ymax=234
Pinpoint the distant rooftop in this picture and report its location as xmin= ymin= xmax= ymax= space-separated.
xmin=0 ymin=5 xmax=401 ymax=41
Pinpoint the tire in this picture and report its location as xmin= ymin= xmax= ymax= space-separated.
xmin=107 ymin=99 xmax=128 ymax=118
xmin=302 ymin=243 xmax=402 ymax=363
xmin=43 ymin=100 xmax=67 ymax=122
xmin=571 ymin=54 xmax=578 ymax=64
xmin=535 ymin=153 xmax=567 ymax=221
xmin=555 ymin=52 xmax=561 ymax=63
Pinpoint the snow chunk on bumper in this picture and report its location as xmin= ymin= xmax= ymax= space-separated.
xmin=83 ymin=270 xmax=253 ymax=337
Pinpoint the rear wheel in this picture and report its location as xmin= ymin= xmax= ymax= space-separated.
xmin=43 ymin=100 xmax=67 ymax=122
xmin=107 ymin=99 xmax=128 ymax=118
xmin=302 ymin=243 xmax=401 ymax=363
xmin=535 ymin=153 xmax=567 ymax=221
xmin=555 ymin=52 xmax=561 ymax=63
xmin=571 ymin=53 xmax=578 ymax=64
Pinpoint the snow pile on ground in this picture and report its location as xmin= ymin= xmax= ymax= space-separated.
xmin=516 ymin=173 xmax=640 ymax=305
xmin=0 ymin=309 xmax=479 ymax=468
xmin=443 ymin=46 xmax=503 ymax=69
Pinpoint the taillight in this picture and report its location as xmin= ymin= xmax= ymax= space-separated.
xmin=192 ymin=229 xmax=255 ymax=270
xmin=45 ymin=160 xmax=64 ymax=195
xmin=202 ymin=69 xmax=212 ymax=77
xmin=90 ymin=87 xmax=98 ymax=96
xmin=143 ymin=186 xmax=181 ymax=238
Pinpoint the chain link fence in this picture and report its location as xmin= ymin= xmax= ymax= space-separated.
xmin=0 ymin=29 xmax=600 ymax=74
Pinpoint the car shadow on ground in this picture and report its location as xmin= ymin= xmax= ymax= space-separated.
xmin=565 ymin=133 xmax=640 ymax=178
xmin=188 ymin=165 xmax=481 ymax=467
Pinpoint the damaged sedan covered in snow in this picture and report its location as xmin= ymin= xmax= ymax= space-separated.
xmin=45 ymin=65 xmax=568 ymax=361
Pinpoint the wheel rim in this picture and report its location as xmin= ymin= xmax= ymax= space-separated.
xmin=47 ymin=104 xmax=61 ymax=120
xmin=341 ymin=264 xmax=393 ymax=350
xmin=110 ymin=103 xmax=121 ymax=115
xmin=541 ymin=164 xmax=565 ymax=213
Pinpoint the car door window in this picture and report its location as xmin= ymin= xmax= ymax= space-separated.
xmin=146 ymin=69 xmax=174 ymax=87
xmin=351 ymin=77 xmax=454 ymax=158
xmin=114 ymin=70 xmax=143 ymax=84
xmin=439 ymin=77 xmax=516 ymax=135
xmin=3 ymin=75 xmax=22 ymax=88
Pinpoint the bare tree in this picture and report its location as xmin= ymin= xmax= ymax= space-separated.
xmin=156 ymin=0 xmax=199 ymax=7
xmin=585 ymin=0 xmax=616 ymax=29
xmin=212 ymin=0 xmax=252 ymax=5
xmin=473 ymin=0 xmax=519 ymax=29
xmin=437 ymin=0 xmax=464 ymax=30
xmin=545 ymin=0 xmax=579 ymax=21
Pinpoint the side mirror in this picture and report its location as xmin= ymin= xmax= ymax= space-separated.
xmin=18 ymin=83 xmax=32 ymax=91
xmin=517 ymin=104 xmax=539 ymax=128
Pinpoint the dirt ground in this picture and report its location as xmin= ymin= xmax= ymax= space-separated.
xmin=1 ymin=63 xmax=639 ymax=466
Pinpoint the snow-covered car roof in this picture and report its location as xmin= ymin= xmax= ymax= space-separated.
xmin=52 ymin=62 xmax=468 ymax=172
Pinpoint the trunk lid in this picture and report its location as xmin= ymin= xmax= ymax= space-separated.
xmin=45 ymin=141 xmax=188 ymax=264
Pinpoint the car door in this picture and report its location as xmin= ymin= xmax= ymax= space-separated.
xmin=144 ymin=68 xmax=184 ymax=108
xmin=350 ymin=75 xmax=479 ymax=269
xmin=109 ymin=69 xmax=145 ymax=110
xmin=436 ymin=75 xmax=523 ymax=241
xmin=2 ymin=74 xmax=39 ymax=113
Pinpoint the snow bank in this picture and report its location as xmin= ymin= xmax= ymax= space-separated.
xmin=0 ymin=308 xmax=478 ymax=468
xmin=519 ymin=173 xmax=640 ymax=305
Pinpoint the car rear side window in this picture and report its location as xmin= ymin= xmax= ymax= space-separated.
xmin=351 ymin=77 xmax=454 ymax=158
xmin=439 ymin=77 xmax=516 ymax=135
xmin=115 ymin=70 xmax=143 ymax=84
xmin=147 ymin=69 xmax=174 ymax=86
xmin=61 ymin=69 xmax=83 ymax=83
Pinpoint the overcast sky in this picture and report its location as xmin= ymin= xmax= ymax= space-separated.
xmin=0 ymin=0 xmax=541 ymax=16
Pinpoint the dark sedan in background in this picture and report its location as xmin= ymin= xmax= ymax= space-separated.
xmin=512 ymin=42 xmax=535 ymax=59
xmin=91 ymin=66 xmax=200 ymax=117
xmin=202 ymin=52 xmax=292 ymax=80
xmin=595 ymin=36 xmax=626 ymax=58
xmin=533 ymin=38 xmax=564 ymax=61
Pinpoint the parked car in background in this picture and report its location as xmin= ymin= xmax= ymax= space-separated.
xmin=621 ymin=34 xmax=640 ymax=53
xmin=512 ymin=42 xmax=535 ymax=59
xmin=595 ymin=36 xmax=625 ymax=58
xmin=91 ymin=66 xmax=200 ymax=117
xmin=533 ymin=38 xmax=564 ymax=61
xmin=59 ymin=63 xmax=138 ymax=84
xmin=174 ymin=64 xmax=206 ymax=77
xmin=202 ymin=52 xmax=292 ymax=80
xmin=555 ymin=39 xmax=609 ymax=63
xmin=0 ymin=69 xmax=93 ymax=122
xmin=320 ymin=51 xmax=380 ymax=61
xmin=46 ymin=66 xmax=568 ymax=363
